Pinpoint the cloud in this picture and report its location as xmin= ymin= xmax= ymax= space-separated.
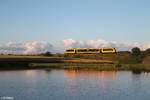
xmin=62 ymin=38 xmax=150 ymax=51
xmin=0 ymin=39 xmax=150 ymax=54
xmin=0 ymin=41 xmax=54 ymax=54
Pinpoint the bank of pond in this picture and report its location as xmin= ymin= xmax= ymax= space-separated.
xmin=0 ymin=61 xmax=150 ymax=73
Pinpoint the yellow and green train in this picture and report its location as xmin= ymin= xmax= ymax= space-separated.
xmin=64 ymin=48 xmax=116 ymax=55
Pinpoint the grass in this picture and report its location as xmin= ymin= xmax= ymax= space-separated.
xmin=63 ymin=59 xmax=114 ymax=64
xmin=120 ymin=64 xmax=150 ymax=71
xmin=29 ymin=63 xmax=150 ymax=72
xmin=0 ymin=60 xmax=150 ymax=72
xmin=29 ymin=63 xmax=117 ymax=70
xmin=0 ymin=54 xmax=150 ymax=72
xmin=0 ymin=55 xmax=63 ymax=58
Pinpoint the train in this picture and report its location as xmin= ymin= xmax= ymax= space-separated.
xmin=64 ymin=48 xmax=116 ymax=55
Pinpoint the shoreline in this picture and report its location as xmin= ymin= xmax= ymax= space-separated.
xmin=0 ymin=56 xmax=150 ymax=72
xmin=0 ymin=61 xmax=150 ymax=72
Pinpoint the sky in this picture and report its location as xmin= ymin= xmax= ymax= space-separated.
xmin=0 ymin=0 xmax=150 ymax=53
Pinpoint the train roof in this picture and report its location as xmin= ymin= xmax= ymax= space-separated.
xmin=66 ymin=48 xmax=116 ymax=50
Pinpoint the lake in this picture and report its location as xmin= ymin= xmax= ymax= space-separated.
xmin=0 ymin=69 xmax=150 ymax=100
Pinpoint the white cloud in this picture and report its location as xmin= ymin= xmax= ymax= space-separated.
xmin=0 ymin=39 xmax=150 ymax=54
xmin=62 ymin=38 xmax=150 ymax=51
xmin=0 ymin=41 xmax=54 ymax=54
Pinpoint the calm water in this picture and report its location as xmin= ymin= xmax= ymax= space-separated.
xmin=0 ymin=69 xmax=150 ymax=100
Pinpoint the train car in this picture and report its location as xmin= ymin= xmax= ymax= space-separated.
xmin=101 ymin=48 xmax=116 ymax=53
xmin=64 ymin=48 xmax=116 ymax=55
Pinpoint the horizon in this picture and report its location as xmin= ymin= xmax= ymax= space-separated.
xmin=0 ymin=0 xmax=150 ymax=54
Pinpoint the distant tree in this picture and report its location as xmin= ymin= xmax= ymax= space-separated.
xmin=44 ymin=51 xmax=52 ymax=56
xmin=0 ymin=53 xmax=4 ymax=55
xmin=131 ymin=47 xmax=141 ymax=56
xmin=145 ymin=48 xmax=150 ymax=54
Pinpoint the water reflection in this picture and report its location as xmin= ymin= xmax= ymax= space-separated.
xmin=44 ymin=68 xmax=52 ymax=73
xmin=24 ymin=70 xmax=51 ymax=80
xmin=25 ymin=70 xmax=38 ymax=77
xmin=132 ymin=70 xmax=142 ymax=74
xmin=64 ymin=69 xmax=117 ymax=79
xmin=64 ymin=69 xmax=117 ymax=92
xmin=1 ymin=70 xmax=150 ymax=100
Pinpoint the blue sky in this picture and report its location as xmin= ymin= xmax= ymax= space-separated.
xmin=0 ymin=0 xmax=150 ymax=44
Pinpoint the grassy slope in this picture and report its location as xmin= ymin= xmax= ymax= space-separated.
xmin=142 ymin=56 xmax=150 ymax=64
xmin=29 ymin=63 xmax=150 ymax=71
xmin=63 ymin=59 xmax=114 ymax=64
xmin=0 ymin=54 xmax=150 ymax=71
xmin=0 ymin=55 xmax=63 ymax=58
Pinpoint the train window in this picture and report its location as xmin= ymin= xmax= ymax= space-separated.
xmin=66 ymin=50 xmax=74 ymax=52
xmin=102 ymin=49 xmax=114 ymax=51
xmin=88 ymin=49 xmax=99 ymax=52
xmin=77 ymin=49 xmax=88 ymax=52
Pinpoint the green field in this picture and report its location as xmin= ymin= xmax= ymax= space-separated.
xmin=0 ymin=53 xmax=150 ymax=72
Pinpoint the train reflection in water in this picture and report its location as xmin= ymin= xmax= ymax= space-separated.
xmin=64 ymin=69 xmax=117 ymax=91
xmin=64 ymin=69 xmax=117 ymax=79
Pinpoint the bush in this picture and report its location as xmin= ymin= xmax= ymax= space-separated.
xmin=145 ymin=48 xmax=150 ymax=53
xmin=123 ymin=55 xmax=143 ymax=64
xmin=144 ymin=48 xmax=150 ymax=56
xmin=43 ymin=51 xmax=52 ymax=56
xmin=131 ymin=47 xmax=141 ymax=56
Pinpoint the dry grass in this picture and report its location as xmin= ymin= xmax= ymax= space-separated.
xmin=142 ymin=56 xmax=150 ymax=64
xmin=63 ymin=59 xmax=114 ymax=64
xmin=0 ymin=55 xmax=63 ymax=58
